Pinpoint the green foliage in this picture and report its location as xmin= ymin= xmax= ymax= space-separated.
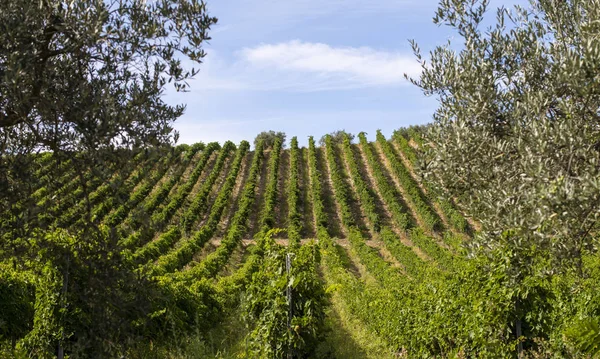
xmin=0 ymin=6 xmax=218 ymax=320
xmin=0 ymin=265 xmax=35 ymax=346
xmin=120 ymin=145 xmax=201 ymax=248
xmin=341 ymin=134 xmax=381 ymax=233
xmin=566 ymin=318 xmax=600 ymax=357
xmin=8 ymin=228 xmax=219 ymax=358
xmin=244 ymin=232 xmax=327 ymax=358
xmin=150 ymin=142 xmax=221 ymax=231
xmin=131 ymin=226 xmax=182 ymax=265
xmin=392 ymin=128 xmax=469 ymax=233
xmin=408 ymin=228 xmax=454 ymax=271
xmin=105 ymin=147 xmax=182 ymax=228
xmin=307 ymin=137 xmax=328 ymax=229
xmin=323 ymin=135 xmax=356 ymax=229
xmin=258 ymin=138 xmax=283 ymax=234
xmin=286 ymin=137 xmax=303 ymax=242
xmin=376 ymin=130 xmax=441 ymax=232
xmin=0 ymin=0 xmax=216 ymax=150
xmin=378 ymin=227 xmax=428 ymax=278
xmin=172 ymin=140 xmax=265 ymax=281
xmin=358 ymin=132 xmax=411 ymax=230
xmin=151 ymin=141 xmax=251 ymax=275
xmin=406 ymin=0 xmax=600 ymax=351
xmin=181 ymin=141 xmax=238 ymax=233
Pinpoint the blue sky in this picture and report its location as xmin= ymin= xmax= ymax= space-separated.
xmin=165 ymin=0 xmax=526 ymax=147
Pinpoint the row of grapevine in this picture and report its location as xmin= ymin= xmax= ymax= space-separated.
xmin=258 ymin=138 xmax=283 ymax=234
xmin=55 ymin=151 xmax=151 ymax=228
xmin=105 ymin=147 xmax=184 ymax=229
xmin=150 ymin=142 xmax=222 ymax=231
xmin=172 ymin=140 xmax=265 ymax=282
xmin=135 ymin=143 xmax=203 ymax=225
xmin=318 ymin=230 xmax=409 ymax=354
xmin=149 ymin=141 xmax=251 ymax=275
xmin=322 ymin=142 xmax=412 ymax=285
xmin=358 ymin=132 xmax=412 ymax=231
xmin=345 ymin=228 xmax=404 ymax=286
xmin=243 ymin=234 xmax=326 ymax=358
xmin=341 ymin=135 xmax=381 ymax=233
xmin=131 ymin=226 xmax=182 ymax=265
xmin=323 ymin=135 xmax=356 ymax=229
xmin=378 ymin=227 xmax=429 ymax=279
xmin=181 ymin=141 xmax=236 ymax=233
xmin=307 ymin=137 xmax=328 ymax=229
xmin=376 ymin=130 xmax=441 ymax=232
xmin=353 ymin=134 xmax=453 ymax=273
xmin=407 ymin=228 xmax=455 ymax=270
xmin=120 ymin=144 xmax=202 ymax=248
xmin=31 ymin=167 xmax=78 ymax=228
xmin=392 ymin=130 xmax=469 ymax=233
xmin=31 ymin=159 xmax=74 ymax=204
xmin=317 ymin=217 xmax=458 ymax=356
xmin=391 ymin=129 xmax=418 ymax=164
xmin=130 ymin=143 xmax=236 ymax=265
xmin=0 ymin=157 xmax=73 ymax=234
xmin=286 ymin=137 xmax=302 ymax=242
xmin=88 ymin=153 xmax=158 ymax=224
xmin=48 ymin=167 xmax=106 ymax=227
xmin=214 ymin=243 xmax=263 ymax=294
xmin=316 ymin=228 xmax=401 ymax=353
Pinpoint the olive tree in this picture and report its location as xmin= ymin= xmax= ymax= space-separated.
xmin=254 ymin=130 xmax=286 ymax=149
xmin=0 ymin=0 xmax=217 ymax=222
xmin=409 ymin=0 xmax=600 ymax=351
xmin=0 ymin=0 xmax=217 ymax=355
xmin=318 ymin=129 xmax=354 ymax=147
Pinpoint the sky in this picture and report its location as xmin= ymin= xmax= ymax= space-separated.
xmin=165 ymin=0 xmax=527 ymax=147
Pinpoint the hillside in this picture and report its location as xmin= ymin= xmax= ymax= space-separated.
xmin=2 ymin=128 xmax=475 ymax=358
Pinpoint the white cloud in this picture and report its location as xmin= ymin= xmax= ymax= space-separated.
xmin=240 ymin=40 xmax=420 ymax=87
xmin=185 ymin=41 xmax=420 ymax=92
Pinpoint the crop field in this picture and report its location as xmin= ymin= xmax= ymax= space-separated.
xmin=2 ymin=128 xmax=476 ymax=358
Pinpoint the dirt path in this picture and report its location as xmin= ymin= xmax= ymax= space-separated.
xmin=206 ymin=237 xmax=393 ymax=250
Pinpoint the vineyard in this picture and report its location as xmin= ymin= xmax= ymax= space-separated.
xmin=4 ymin=0 xmax=600 ymax=356
xmin=1 ymin=127 xmax=487 ymax=358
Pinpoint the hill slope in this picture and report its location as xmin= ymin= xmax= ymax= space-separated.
xmin=2 ymin=129 xmax=475 ymax=358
